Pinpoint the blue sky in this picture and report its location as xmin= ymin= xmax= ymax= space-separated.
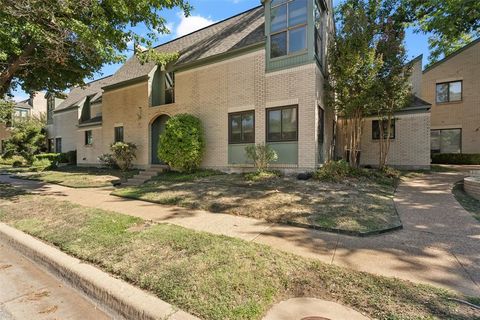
xmin=12 ymin=0 xmax=430 ymax=101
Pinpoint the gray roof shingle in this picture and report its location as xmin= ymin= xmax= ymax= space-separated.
xmin=55 ymin=75 xmax=113 ymax=111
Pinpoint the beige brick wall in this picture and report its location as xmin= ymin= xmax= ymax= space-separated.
xmin=421 ymin=41 xmax=480 ymax=153
xmin=410 ymin=57 xmax=423 ymax=96
xmin=77 ymin=126 xmax=103 ymax=165
xmin=359 ymin=112 xmax=431 ymax=169
xmin=52 ymin=109 xmax=78 ymax=152
xmin=101 ymin=49 xmax=325 ymax=171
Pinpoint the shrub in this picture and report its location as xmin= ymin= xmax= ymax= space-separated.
xmin=158 ymin=114 xmax=205 ymax=173
xmin=64 ymin=150 xmax=77 ymax=165
xmin=0 ymin=155 xmax=24 ymax=166
xmin=31 ymin=158 xmax=52 ymax=172
xmin=245 ymin=143 xmax=278 ymax=172
xmin=432 ymin=153 xmax=480 ymax=165
xmin=12 ymin=160 xmax=24 ymax=168
xmin=34 ymin=153 xmax=62 ymax=167
xmin=110 ymin=142 xmax=137 ymax=171
xmin=98 ymin=153 xmax=117 ymax=169
xmin=314 ymin=160 xmax=353 ymax=182
xmin=2 ymin=118 xmax=46 ymax=164
xmin=244 ymin=170 xmax=280 ymax=182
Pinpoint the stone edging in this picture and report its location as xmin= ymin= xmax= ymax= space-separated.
xmin=464 ymin=177 xmax=480 ymax=201
xmin=0 ymin=223 xmax=199 ymax=320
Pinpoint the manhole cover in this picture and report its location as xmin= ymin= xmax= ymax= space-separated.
xmin=301 ymin=317 xmax=331 ymax=320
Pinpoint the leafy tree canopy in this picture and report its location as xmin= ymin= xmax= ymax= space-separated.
xmin=2 ymin=116 xmax=46 ymax=163
xmin=0 ymin=0 xmax=191 ymax=97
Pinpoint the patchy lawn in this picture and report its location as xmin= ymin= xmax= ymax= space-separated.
xmin=0 ymin=183 xmax=476 ymax=320
xmin=12 ymin=166 xmax=138 ymax=188
xmin=453 ymin=181 xmax=480 ymax=222
xmin=112 ymin=170 xmax=401 ymax=234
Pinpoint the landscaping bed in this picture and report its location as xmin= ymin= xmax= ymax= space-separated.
xmin=12 ymin=166 xmax=138 ymax=188
xmin=112 ymin=170 xmax=402 ymax=235
xmin=0 ymin=183 xmax=476 ymax=320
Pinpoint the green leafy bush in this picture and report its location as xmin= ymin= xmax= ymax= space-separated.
xmin=432 ymin=153 xmax=480 ymax=165
xmin=314 ymin=160 xmax=355 ymax=182
xmin=2 ymin=118 xmax=46 ymax=164
xmin=244 ymin=170 xmax=280 ymax=182
xmin=34 ymin=153 xmax=62 ymax=167
xmin=158 ymin=114 xmax=205 ymax=173
xmin=31 ymin=158 xmax=52 ymax=172
xmin=245 ymin=143 xmax=278 ymax=172
xmin=0 ymin=155 xmax=24 ymax=166
xmin=110 ymin=142 xmax=137 ymax=171
xmin=12 ymin=160 xmax=25 ymax=167
xmin=98 ymin=153 xmax=117 ymax=169
xmin=64 ymin=150 xmax=77 ymax=165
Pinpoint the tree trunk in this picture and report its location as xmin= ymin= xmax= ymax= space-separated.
xmin=0 ymin=43 xmax=35 ymax=97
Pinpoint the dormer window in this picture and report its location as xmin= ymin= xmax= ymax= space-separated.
xmin=270 ymin=0 xmax=308 ymax=58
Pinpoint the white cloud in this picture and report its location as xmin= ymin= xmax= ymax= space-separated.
xmin=175 ymin=13 xmax=216 ymax=37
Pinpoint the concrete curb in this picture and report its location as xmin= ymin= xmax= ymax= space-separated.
xmin=0 ymin=223 xmax=199 ymax=320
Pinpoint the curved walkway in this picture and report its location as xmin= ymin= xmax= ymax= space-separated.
xmin=1 ymin=172 xmax=479 ymax=296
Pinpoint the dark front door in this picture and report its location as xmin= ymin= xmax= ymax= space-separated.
xmin=151 ymin=115 xmax=170 ymax=164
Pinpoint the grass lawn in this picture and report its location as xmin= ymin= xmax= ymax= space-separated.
xmin=0 ymin=183 xmax=476 ymax=320
xmin=112 ymin=170 xmax=401 ymax=234
xmin=12 ymin=166 xmax=138 ymax=188
xmin=452 ymin=181 xmax=480 ymax=222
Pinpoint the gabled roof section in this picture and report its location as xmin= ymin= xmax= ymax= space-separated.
xmin=14 ymin=100 xmax=32 ymax=109
xmin=55 ymin=75 xmax=113 ymax=112
xmin=105 ymin=6 xmax=265 ymax=88
xmin=423 ymin=37 xmax=480 ymax=73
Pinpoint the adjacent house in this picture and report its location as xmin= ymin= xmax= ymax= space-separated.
xmin=421 ymin=38 xmax=480 ymax=155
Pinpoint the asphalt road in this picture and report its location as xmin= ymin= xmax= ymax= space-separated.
xmin=0 ymin=242 xmax=111 ymax=320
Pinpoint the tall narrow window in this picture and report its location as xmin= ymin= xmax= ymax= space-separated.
xmin=228 ymin=111 xmax=255 ymax=144
xmin=55 ymin=138 xmax=62 ymax=153
xmin=314 ymin=0 xmax=325 ymax=66
xmin=165 ymin=72 xmax=175 ymax=104
xmin=114 ymin=126 xmax=124 ymax=143
xmin=270 ymin=0 xmax=307 ymax=58
xmin=85 ymin=130 xmax=93 ymax=145
xmin=267 ymin=106 xmax=298 ymax=142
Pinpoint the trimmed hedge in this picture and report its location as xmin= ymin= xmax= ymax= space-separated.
xmin=431 ymin=153 xmax=480 ymax=165
xmin=34 ymin=153 xmax=63 ymax=164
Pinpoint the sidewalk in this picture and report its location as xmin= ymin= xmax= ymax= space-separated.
xmin=1 ymin=173 xmax=479 ymax=296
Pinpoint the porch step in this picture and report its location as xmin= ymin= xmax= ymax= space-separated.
xmin=121 ymin=165 xmax=169 ymax=187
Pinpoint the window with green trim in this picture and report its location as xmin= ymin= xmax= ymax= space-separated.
xmin=267 ymin=106 xmax=298 ymax=142
xmin=270 ymin=0 xmax=308 ymax=59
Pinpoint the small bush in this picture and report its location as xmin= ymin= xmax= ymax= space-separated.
xmin=314 ymin=160 xmax=353 ymax=182
xmin=34 ymin=153 xmax=62 ymax=167
xmin=245 ymin=143 xmax=278 ymax=172
xmin=0 ymin=155 xmax=25 ymax=166
xmin=432 ymin=153 xmax=480 ymax=165
xmin=31 ymin=158 xmax=52 ymax=172
xmin=98 ymin=153 xmax=117 ymax=169
xmin=110 ymin=142 xmax=137 ymax=171
xmin=12 ymin=160 xmax=24 ymax=168
xmin=158 ymin=114 xmax=205 ymax=173
xmin=244 ymin=170 xmax=280 ymax=182
xmin=64 ymin=150 xmax=77 ymax=165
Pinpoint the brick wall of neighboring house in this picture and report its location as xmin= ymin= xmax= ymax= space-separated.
xmin=77 ymin=126 xmax=103 ymax=165
xmin=52 ymin=109 xmax=78 ymax=153
xmin=100 ymin=49 xmax=327 ymax=171
xmin=359 ymin=112 xmax=431 ymax=169
xmin=421 ymin=40 xmax=480 ymax=154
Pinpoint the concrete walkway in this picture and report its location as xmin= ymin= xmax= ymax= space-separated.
xmin=1 ymin=172 xmax=479 ymax=296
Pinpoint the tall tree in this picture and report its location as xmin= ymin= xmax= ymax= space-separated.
xmin=0 ymin=0 xmax=191 ymax=97
xmin=327 ymin=0 xmax=382 ymax=167
xmin=404 ymin=0 xmax=480 ymax=64
xmin=2 ymin=116 xmax=46 ymax=163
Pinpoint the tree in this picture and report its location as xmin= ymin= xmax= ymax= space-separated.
xmin=327 ymin=0 xmax=382 ymax=167
xmin=404 ymin=0 xmax=480 ymax=64
xmin=0 ymin=0 xmax=191 ymax=96
xmin=0 ymin=99 xmax=14 ymax=124
xmin=2 ymin=117 xmax=46 ymax=163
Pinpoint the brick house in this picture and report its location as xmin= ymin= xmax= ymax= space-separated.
xmin=44 ymin=0 xmax=437 ymax=171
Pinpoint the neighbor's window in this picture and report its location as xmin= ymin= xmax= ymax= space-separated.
xmin=165 ymin=71 xmax=175 ymax=104
xmin=48 ymin=138 xmax=54 ymax=153
xmin=431 ymin=129 xmax=461 ymax=154
xmin=55 ymin=137 xmax=62 ymax=153
xmin=270 ymin=0 xmax=308 ymax=58
xmin=228 ymin=111 xmax=255 ymax=144
xmin=114 ymin=126 xmax=124 ymax=143
xmin=47 ymin=95 xmax=55 ymax=124
xmin=85 ymin=130 xmax=93 ymax=145
xmin=436 ymin=81 xmax=462 ymax=103
xmin=372 ymin=119 xmax=395 ymax=140
xmin=12 ymin=108 xmax=29 ymax=124
xmin=267 ymin=106 xmax=298 ymax=142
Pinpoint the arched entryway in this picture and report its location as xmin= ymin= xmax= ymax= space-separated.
xmin=150 ymin=114 xmax=170 ymax=164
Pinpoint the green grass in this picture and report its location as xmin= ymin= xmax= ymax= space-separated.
xmin=12 ymin=166 xmax=138 ymax=188
xmin=0 ymin=182 xmax=477 ymax=320
xmin=113 ymin=170 xmax=401 ymax=234
xmin=452 ymin=181 xmax=480 ymax=222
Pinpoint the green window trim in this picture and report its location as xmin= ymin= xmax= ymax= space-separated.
xmin=228 ymin=110 xmax=255 ymax=144
xmin=266 ymin=105 xmax=298 ymax=142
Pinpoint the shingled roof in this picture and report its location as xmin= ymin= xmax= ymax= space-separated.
xmin=55 ymin=75 xmax=113 ymax=112
xmin=14 ymin=100 xmax=32 ymax=109
xmin=105 ymin=6 xmax=265 ymax=88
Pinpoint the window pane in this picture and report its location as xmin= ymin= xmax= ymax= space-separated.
xmin=449 ymin=81 xmax=462 ymax=101
xmin=436 ymin=83 xmax=448 ymax=103
xmin=230 ymin=115 xmax=242 ymax=142
xmin=282 ymin=107 xmax=297 ymax=140
xmin=315 ymin=31 xmax=322 ymax=58
xmin=268 ymin=110 xmax=282 ymax=141
xmin=288 ymin=0 xmax=307 ymax=27
xmin=242 ymin=113 xmax=254 ymax=142
xmin=271 ymin=32 xmax=287 ymax=58
xmin=431 ymin=130 xmax=440 ymax=153
xmin=440 ymin=129 xmax=461 ymax=153
xmin=271 ymin=4 xmax=287 ymax=32
xmin=289 ymin=26 xmax=306 ymax=53
xmin=115 ymin=127 xmax=124 ymax=143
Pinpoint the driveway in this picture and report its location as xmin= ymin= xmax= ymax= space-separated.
xmin=1 ymin=171 xmax=479 ymax=296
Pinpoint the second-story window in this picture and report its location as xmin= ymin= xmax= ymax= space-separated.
xmin=47 ymin=95 xmax=54 ymax=124
xmin=436 ymin=81 xmax=462 ymax=103
xmin=270 ymin=0 xmax=308 ymax=58
xmin=165 ymin=71 xmax=175 ymax=104
xmin=314 ymin=1 xmax=325 ymax=66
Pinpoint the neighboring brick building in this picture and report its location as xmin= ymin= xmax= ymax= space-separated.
xmin=421 ymin=38 xmax=480 ymax=155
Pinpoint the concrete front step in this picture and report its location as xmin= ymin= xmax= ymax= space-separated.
xmin=121 ymin=165 xmax=169 ymax=187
